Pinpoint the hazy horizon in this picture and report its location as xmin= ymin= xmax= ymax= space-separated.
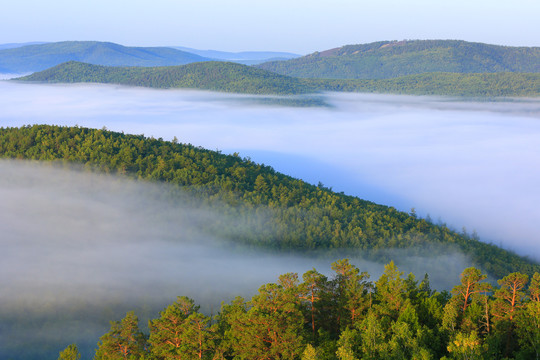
xmin=1 ymin=0 xmax=539 ymax=53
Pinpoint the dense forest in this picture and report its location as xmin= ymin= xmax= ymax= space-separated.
xmin=303 ymin=72 xmax=540 ymax=97
xmin=59 ymin=260 xmax=540 ymax=360
xmin=1 ymin=125 xmax=538 ymax=280
xmin=17 ymin=61 xmax=540 ymax=97
xmin=258 ymin=40 xmax=540 ymax=79
xmin=18 ymin=61 xmax=311 ymax=95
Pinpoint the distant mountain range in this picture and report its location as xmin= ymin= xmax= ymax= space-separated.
xmin=6 ymin=39 xmax=540 ymax=97
xmin=172 ymin=46 xmax=300 ymax=65
xmin=0 ymin=42 xmax=48 ymax=50
xmin=258 ymin=40 xmax=540 ymax=79
xmin=0 ymin=41 xmax=211 ymax=73
xmin=0 ymin=41 xmax=301 ymax=74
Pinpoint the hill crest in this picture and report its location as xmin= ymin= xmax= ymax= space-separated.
xmin=0 ymin=41 xmax=211 ymax=73
xmin=258 ymin=39 xmax=540 ymax=79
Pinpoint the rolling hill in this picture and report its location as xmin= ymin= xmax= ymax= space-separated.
xmin=0 ymin=41 xmax=48 ymax=50
xmin=17 ymin=60 xmax=540 ymax=97
xmin=17 ymin=60 xmax=312 ymax=95
xmin=258 ymin=40 xmax=540 ymax=79
xmin=173 ymin=46 xmax=301 ymax=65
xmin=1 ymin=124 xmax=538 ymax=279
xmin=0 ymin=41 xmax=210 ymax=73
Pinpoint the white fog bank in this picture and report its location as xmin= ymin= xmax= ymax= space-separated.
xmin=0 ymin=160 xmax=473 ymax=358
xmin=1 ymin=81 xmax=539 ymax=260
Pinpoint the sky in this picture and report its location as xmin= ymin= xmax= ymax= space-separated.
xmin=2 ymin=0 xmax=539 ymax=53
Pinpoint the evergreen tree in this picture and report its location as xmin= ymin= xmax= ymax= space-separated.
xmin=94 ymin=311 xmax=147 ymax=360
xmin=58 ymin=344 xmax=81 ymax=360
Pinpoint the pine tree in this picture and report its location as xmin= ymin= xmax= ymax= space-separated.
xmin=94 ymin=311 xmax=147 ymax=360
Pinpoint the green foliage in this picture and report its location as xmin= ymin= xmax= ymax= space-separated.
xmin=18 ymin=60 xmax=312 ymax=95
xmin=1 ymin=124 xmax=539 ymax=280
xmin=67 ymin=263 xmax=540 ymax=360
xmin=94 ymin=311 xmax=147 ymax=360
xmin=149 ymin=296 xmax=216 ymax=359
xmin=57 ymin=344 xmax=81 ymax=360
xmin=302 ymin=72 xmax=540 ymax=97
xmin=17 ymin=60 xmax=540 ymax=97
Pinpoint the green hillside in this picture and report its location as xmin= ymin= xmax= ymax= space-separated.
xmin=0 ymin=41 xmax=210 ymax=73
xmin=18 ymin=60 xmax=540 ymax=97
xmin=258 ymin=40 xmax=540 ymax=79
xmin=302 ymin=72 xmax=540 ymax=97
xmin=18 ymin=60 xmax=312 ymax=95
xmin=1 ymin=125 xmax=538 ymax=279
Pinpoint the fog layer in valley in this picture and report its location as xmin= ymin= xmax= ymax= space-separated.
xmin=2 ymin=80 xmax=539 ymax=259
xmin=0 ymin=160 xmax=471 ymax=359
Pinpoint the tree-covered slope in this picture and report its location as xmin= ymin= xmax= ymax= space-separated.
xmin=258 ymin=40 xmax=540 ymax=79
xmin=18 ymin=60 xmax=312 ymax=95
xmin=1 ymin=125 xmax=538 ymax=279
xmin=302 ymin=72 xmax=540 ymax=97
xmin=18 ymin=61 xmax=540 ymax=97
xmin=0 ymin=41 xmax=210 ymax=73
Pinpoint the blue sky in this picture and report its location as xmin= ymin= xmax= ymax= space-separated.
xmin=2 ymin=0 xmax=539 ymax=53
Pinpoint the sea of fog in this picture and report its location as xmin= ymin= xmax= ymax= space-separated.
xmin=0 ymin=79 xmax=539 ymax=358
xmin=0 ymin=160 xmax=471 ymax=359
xmin=2 ymin=80 xmax=539 ymax=258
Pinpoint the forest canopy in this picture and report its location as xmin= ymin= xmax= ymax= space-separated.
xmin=1 ymin=124 xmax=538 ymax=280
xmin=77 ymin=260 xmax=540 ymax=360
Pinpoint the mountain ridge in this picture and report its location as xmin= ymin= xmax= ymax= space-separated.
xmin=258 ymin=39 xmax=540 ymax=79
xmin=172 ymin=46 xmax=301 ymax=65
xmin=17 ymin=61 xmax=540 ymax=97
xmin=0 ymin=124 xmax=538 ymax=279
xmin=0 ymin=41 xmax=211 ymax=73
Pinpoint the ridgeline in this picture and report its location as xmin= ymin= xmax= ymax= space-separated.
xmin=1 ymin=124 xmax=538 ymax=279
xmin=0 ymin=41 xmax=210 ymax=73
xmin=17 ymin=61 xmax=311 ymax=95
xmin=258 ymin=40 xmax=540 ymax=79
xmin=17 ymin=60 xmax=540 ymax=97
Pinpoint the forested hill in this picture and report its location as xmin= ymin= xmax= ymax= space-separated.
xmin=258 ymin=40 xmax=540 ymax=79
xmin=18 ymin=61 xmax=311 ymax=95
xmin=17 ymin=61 xmax=540 ymax=97
xmin=1 ymin=125 xmax=539 ymax=279
xmin=0 ymin=41 xmax=210 ymax=73
xmin=305 ymin=72 xmax=540 ymax=97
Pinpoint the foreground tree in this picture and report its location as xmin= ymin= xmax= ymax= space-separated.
xmin=149 ymin=296 xmax=216 ymax=359
xmin=58 ymin=344 xmax=81 ymax=360
xmin=94 ymin=311 xmax=147 ymax=360
xmin=299 ymin=268 xmax=328 ymax=339
xmin=516 ymin=301 xmax=540 ymax=360
xmin=223 ymin=279 xmax=305 ymax=359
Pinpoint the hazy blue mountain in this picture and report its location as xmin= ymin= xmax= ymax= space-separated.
xmin=258 ymin=39 xmax=540 ymax=79
xmin=0 ymin=41 xmax=211 ymax=73
xmin=0 ymin=42 xmax=48 ymax=50
xmin=173 ymin=46 xmax=301 ymax=64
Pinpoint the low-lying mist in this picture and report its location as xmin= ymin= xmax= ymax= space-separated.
xmin=1 ymin=81 xmax=539 ymax=260
xmin=0 ymin=160 xmax=472 ymax=359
